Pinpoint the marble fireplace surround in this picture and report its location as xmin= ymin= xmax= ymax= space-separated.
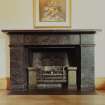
xmin=2 ymin=29 xmax=96 ymax=92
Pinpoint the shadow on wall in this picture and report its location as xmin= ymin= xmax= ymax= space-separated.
xmin=96 ymin=78 xmax=105 ymax=90
xmin=7 ymin=77 xmax=11 ymax=90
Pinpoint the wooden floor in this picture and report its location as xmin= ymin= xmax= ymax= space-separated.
xmin=0 ymin=90 xmax=105 ymax=105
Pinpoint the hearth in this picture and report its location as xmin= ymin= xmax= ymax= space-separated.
xmin=2 ymin=29 xmax=96 ymax=92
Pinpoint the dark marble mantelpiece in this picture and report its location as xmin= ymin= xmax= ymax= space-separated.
xmin=2 ymin=29 xmax=97 ymax=92
xmin=2 ymin=29 xmax=96 ymax=34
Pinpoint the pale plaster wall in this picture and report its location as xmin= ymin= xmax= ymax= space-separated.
xmin=0 ymin=0 xmax=105 ymax=78
xmin=72 ymin=0 xmax=105 ymax=77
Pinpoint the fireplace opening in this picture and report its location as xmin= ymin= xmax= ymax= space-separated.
xmin=27 ymin=45 xmax=81 ymax=90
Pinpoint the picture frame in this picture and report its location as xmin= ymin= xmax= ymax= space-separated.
xmin=33 ymin=0 xmax=71 ymax=29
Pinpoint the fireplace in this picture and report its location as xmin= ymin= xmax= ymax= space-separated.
xmin=2 ymin=29 xmax=96 ymax=92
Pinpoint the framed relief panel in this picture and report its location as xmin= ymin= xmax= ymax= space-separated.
xmin=33 ymin=0 xmax=71 ymax=29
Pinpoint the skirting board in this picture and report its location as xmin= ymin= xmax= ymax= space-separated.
xmin=95 ymin=77 xmax=105 ymax=90
xmin=0 ymin=77 xmax=10 ymax=89
xmin=0 ymin=77 xmax=105 ymax=90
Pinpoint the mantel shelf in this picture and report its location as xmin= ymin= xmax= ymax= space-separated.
xmin=1 ymin=29 xmax=100 ymax=35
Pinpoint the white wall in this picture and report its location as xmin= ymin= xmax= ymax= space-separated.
xmin=0 ymin=0 xmax=105 ymax=78
xmin=72 ymin=0 xmax=105 ymax=77
xmin=0 ymin=0 xmax=33 ymax=78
